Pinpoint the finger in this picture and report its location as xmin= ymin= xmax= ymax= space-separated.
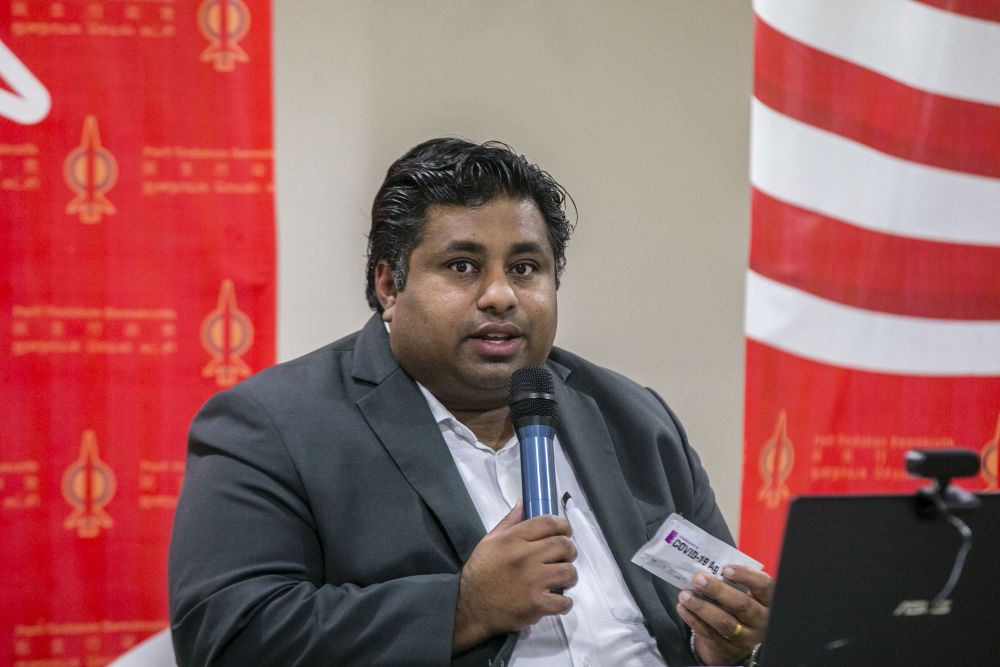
xmin=678 ymin=588 xmax=759 ymax=648
xmin=675 ymin=595 xmax=725 ymax=644
xmin=535 ymin=535 xmax=577 ymax=564
xmin=543 ymin=560 xmax=578 ymax=591
xmin=540 ymin=589 xmax=574 ymax=616
xmin=510 ymin=514 xmax=573 ymax=541
xmin=690 ymin=573 xmax=766 ymax=629
xmin=723 ymin=565 xmax=773 ymax=607
xmin=678 ymin=602 xmax=750 ymax=667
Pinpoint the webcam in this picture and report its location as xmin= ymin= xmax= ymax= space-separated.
xmin=906 ymin=448 xmax=981 ymax=514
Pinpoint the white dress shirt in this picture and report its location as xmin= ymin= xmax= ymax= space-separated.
xmin=418 ymin=385 xmax=668 ymax=667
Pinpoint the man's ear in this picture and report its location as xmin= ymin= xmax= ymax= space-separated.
xmin=373 ymin=260 xmax=398 ymax=322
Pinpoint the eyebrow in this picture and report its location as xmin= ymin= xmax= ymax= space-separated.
xmin=443 ymin=240 xmax=485 ymax=254
xmin=511 ymin=241 xmax=547 ymax=255
xmin=442 ymin=240 xmax=547 ymax=255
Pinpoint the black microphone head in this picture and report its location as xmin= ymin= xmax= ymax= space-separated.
xmin=508 ymin=367 xmax=558 ymax=421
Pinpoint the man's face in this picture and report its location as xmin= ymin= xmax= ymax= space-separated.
xmin=376 ymin=197 xmax=558 ymax=411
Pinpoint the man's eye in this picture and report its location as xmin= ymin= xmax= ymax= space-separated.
xmin=450 ymin=261 xmax=471 ymax=273
xmin=512 ymin=263 xmax=534 ymax=276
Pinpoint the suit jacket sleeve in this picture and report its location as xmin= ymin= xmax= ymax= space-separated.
xmin=168 ymin=388 xmax=461 ymax=666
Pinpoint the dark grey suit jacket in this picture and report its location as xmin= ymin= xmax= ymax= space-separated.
xmin=169 ymin=314 xmax=733 ymax=666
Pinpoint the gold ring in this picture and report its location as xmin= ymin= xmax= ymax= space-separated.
xmin=726 ymin=622 xmax=744 ymax=642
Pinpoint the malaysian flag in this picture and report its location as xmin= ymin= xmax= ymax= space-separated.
xmin=741 ymin=0 xmax=1000 ymax=570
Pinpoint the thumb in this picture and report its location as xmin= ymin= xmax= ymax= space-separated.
xmin=492 ymin=499 xmax=525 ymax=533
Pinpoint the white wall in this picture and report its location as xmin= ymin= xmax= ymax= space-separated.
xmin=274 ymin=1 xmax=753 ymax=531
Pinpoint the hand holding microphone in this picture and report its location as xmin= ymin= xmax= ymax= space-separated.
xmin=452 ymin=368 xmax=577 ymax=652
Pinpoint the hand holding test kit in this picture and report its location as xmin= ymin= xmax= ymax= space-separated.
xmin=631 ymin=513 xmax=763 ymax=590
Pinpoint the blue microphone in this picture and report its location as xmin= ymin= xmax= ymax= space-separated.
xmin=508 ymin=367 xmax=559 ymax=519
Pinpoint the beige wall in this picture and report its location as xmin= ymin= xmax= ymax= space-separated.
xmin=274 ymin=1 xmax=754 ymax=531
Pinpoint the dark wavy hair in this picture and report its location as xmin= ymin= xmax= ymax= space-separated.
xmin=365 ymin=138 xmax=576 ymax=311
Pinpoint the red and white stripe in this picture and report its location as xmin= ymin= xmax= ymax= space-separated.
xmin=742 ymin=0 xmax=1000 ymax=567
xmin=747 ymin=0 xmax=1000 ymax=376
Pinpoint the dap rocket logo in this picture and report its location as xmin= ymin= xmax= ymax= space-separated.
xmin=64 ymin=115 xmax=118 ymax=224
xmin=62 ymin=430 xmax=117 ymax=539
xmin=198 ymin=0 xmax=252 ymax=72
xmin=201 ymin=279 xmax=255 ymax=387
xmin=758 ymin=410 xmax=795 ymax=509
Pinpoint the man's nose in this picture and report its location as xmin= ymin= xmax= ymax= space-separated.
xmin=476 ymin=266 xmax=517 ymax=313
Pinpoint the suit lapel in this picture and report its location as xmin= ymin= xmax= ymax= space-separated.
xmin=552 ymin=369 xmax=689 ymax=658
xmin=353 ymin=315 xmax=485 ymax=564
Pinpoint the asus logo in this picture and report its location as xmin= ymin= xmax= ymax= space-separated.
xmin=892 ymin=599 xmax=952 ymax=617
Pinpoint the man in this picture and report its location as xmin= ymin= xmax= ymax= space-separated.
xmin=169 ymin=138 xmax=771 ymax=666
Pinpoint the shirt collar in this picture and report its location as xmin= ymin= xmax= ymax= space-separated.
xmin=417 ymin=383 xmax=480 ymax=446
xmin=416 ymin=383 xmax=519 ymax=452
xmin=417 ymin=382 xmax=455 ymax=426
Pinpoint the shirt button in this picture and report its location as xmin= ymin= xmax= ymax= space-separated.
xmin=583 ymin=658 xmax=594 ymax=667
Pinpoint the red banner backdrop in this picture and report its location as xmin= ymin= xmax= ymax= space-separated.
xmin=741 ymin=0 xmax=1000 ymax=572
xmin=1 ymin=1 xmax=275 ymax=664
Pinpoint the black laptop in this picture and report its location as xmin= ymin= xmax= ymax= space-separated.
xmin=758 ymin=492 xmax=999 ymax=666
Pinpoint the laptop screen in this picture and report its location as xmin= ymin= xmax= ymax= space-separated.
xmin=759 ymin=492 xmax=999 ymax=666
